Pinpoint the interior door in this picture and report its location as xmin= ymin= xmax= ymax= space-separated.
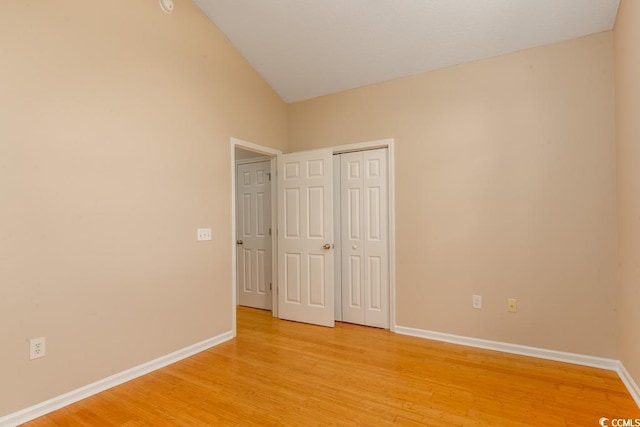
xmin=340 ymin=149 xmax=389 ymax=328
xmin=277 ymin=149 xmax=334 ymax=327
xmin=236 ymin=160 xmax=272 ymax=310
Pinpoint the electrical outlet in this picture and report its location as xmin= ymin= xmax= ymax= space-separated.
xmin=472 ymin=294 xmax=482 ymax=309
xmin=197 ymin=228 xmax=212 ymax=241
xmin=30 ymin=337 xmax=46 ymax=360
xmin=507 ymin=298 xmax=517 ymax=313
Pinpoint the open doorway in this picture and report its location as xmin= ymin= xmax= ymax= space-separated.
xmin=235 ymin=151 xmax=272 ymax=310
xmin=230 ymin=138 xmax=281 ymax=337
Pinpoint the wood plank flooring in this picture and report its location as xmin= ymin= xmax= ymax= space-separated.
xmin=26 ymin=307 xmax=640 ymax=426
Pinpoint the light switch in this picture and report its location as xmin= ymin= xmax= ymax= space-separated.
xmin=197 ymin=228 xmax=212 ymax=241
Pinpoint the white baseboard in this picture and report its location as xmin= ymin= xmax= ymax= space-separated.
xmin=0 ymin=331 xmax=234 ymax=427
xmin=395 ymin=325 xmax=640 ymax=408
xmin=617 ymin=362 xmax=640 ymax=408
xmin=394 ymin=325 xmax=619 ymax=370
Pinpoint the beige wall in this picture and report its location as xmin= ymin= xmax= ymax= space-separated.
xmin=289 ymin=32 xmax=618 ymax=358
xmin=0 ymin=0 xmax=286 ymax=416
xmin=615 ymin=0 xmax=640 ymax=388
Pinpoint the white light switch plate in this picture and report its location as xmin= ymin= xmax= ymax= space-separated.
xmin=197 ymin=228 xmax=212 ymax=241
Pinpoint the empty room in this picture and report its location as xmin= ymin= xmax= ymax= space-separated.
xmin=1 ymin=0 xmax=640 ymax=425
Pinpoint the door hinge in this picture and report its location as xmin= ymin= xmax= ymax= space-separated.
xmin=267 ymin=172 xmax=271 ymax=181
xmin=269 ymin=227 xmax=272 ymax=236
xmin=269 ymin=282 xmax=272 ymax=291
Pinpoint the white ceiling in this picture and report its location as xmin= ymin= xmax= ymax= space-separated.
xmin=193 ymin=0 xmax=620 ymax=103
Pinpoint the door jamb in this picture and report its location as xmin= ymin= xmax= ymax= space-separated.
xmin=230 ymin=138 xmax=281 ymax=337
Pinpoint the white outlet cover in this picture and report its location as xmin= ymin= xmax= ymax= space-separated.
xmin=472 ymin=295 xmax=482 ymax=309
xmin=30 ymin=337 xmax=46 ymax=360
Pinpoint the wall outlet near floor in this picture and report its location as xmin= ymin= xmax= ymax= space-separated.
xmin=507 ymin=298 xmax=517 ymax=313
xmin=197 ymin=228 xmax=212 ymax=241
xmin=472 ymin=294 xmax=482 ymax=309
xmin=30 ymin=337 xmax=46 ymax=360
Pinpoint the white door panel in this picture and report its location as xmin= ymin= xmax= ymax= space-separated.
xmin=236 ymin=161 xmax=272 ymax=310
xmin=340 ymin=149 xmax=389 ymax=328
xmin=362 ymin=149 xmax=389 ymax=328
xmin=333 ymin=155 xmax=343 ymax=321
xmin=341 ymin=153 xmax=365 ymax=325
xmin=278 ymin=149 xmax=334 ymax=327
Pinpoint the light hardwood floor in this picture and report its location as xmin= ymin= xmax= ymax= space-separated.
xmin=27 ymin=307 xmax=640 ymax=426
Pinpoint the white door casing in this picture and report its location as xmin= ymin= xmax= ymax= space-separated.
xmin=333 ymin=155 xmax=343 ymax=321
xmin=340 ymin=149 xmax=389 ymax=328
xmin=277 ymin=149 xmax=335 ymax=327
xmin=236 ymin=160 xmax=272 ymax=310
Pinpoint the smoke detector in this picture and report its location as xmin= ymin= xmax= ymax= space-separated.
xmin=159 ymin=0 xmax=174 ymax=14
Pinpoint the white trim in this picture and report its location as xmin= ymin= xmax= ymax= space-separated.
xmin=0 ymin=331 xmax=234 ymax=427
xmin=231 ymin=138 xmax=281 ymax=157
xmin=387 ymin=141 xmax=397 ymax=332
xmin=617 ymin=362 xmax=640 ymax=408
xmin=235 ymin=156 xmax=270 ymax=165
xmin=230 ymin=138 xmax=281 ymax=333
xmin=331 ymin=138 xmax=393 ymax=154
xmin=394 ymin=325 xmax=619 ymax=370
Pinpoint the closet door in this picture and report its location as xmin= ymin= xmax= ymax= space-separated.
xmin=340 ymin=149 xmax=389 ymax=328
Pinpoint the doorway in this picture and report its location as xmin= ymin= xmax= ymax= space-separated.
xmin=231 ymin=138 xmax=281 ymax=337
xmin=231 ymin=138 xmax=396 ymax=335
xmin=236 ymin=156 xmax=273 ymax=310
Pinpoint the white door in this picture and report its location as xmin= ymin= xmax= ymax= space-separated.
xmin=236 ymin=160 xmax=272 ymax=310
xmin=277 ymin=149 xmax=334 ymax=327
xmin=340 ymin=149 xmax=389 ymax=328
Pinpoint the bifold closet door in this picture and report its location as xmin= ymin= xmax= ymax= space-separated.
xmin=340 ymin=149 xmax=389 ymax=328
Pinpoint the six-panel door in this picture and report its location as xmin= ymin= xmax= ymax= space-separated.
xmin=236 ymin=160 xmax=272 ymax=310
xmin=277 ymin=149 xmax=334 ymax=327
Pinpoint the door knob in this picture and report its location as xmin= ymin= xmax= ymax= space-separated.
xmin=237 ymin=240 xmax=243 ymax=245
xmin=323 ymin=243 xmax=334 ymax=250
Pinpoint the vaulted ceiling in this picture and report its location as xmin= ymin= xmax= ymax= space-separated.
xmin=193 ymin=0 xmax=620 ymax=103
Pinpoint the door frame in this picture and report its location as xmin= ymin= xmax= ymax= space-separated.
xmin=230 ymin=137 xmax=396 ymax=334
xmin=230 ymin=138 xmax=281 ymax=337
